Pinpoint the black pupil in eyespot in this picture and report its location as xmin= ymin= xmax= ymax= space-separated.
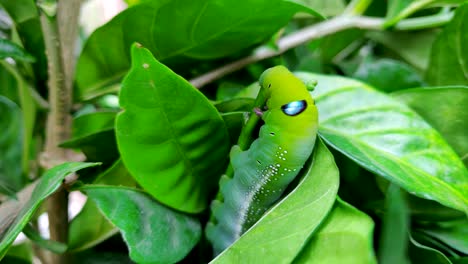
xmin=281 ymin=100 xmax=307 ymax=116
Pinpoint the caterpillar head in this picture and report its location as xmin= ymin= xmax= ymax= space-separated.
xmin=259 ymin=66 xmax=314 ymax=115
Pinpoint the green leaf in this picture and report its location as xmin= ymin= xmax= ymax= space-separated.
xmin=60 ymin=111 xmax=118 ymax=164
xmin=0 ymin=61 xmax=36 ymax=176
xmin=0 ymin=0 xmax=47 ymax=85
xmin=0 ymin=95 xmax=24 ymax=192
xmin=426 ymin=4 xmax=468 ymax=86
xmin=287 ymin=0 xmax=345 ymax=17
xmin=353 ymin=58 xmax=425 ymax=93
xmin=293 ymin=198 xmax=376 ymax=264
xmin=367 ymin=30 xmax=437 ymax=71
xmin=378 ymin=185 xmax=410 ymax=264
xmin=80 ymin=185 xmax=201 ymax=264
xmin=297 ymin=73 xmax=468 ymax=213
xmin=318 ymin=29 xmax=364 ymax=62
xmin=0 ymin=66 xmax=19 ymax=104
xmin=407 ymin=195 xmax=465 ymax=221
xmin=2 ymin=242 xmax=33 ymax=264
xmin=0 ymin=38 xmax=35 ymax=62
xmin=68 ymin=160 xmax=134 ymax=252
xmin=0 ymin=162 xmax=99 ymax=258
xmin=212 ymin=139 xmax=339 ymax=263
xmin=70 ymin=250 xmax=133 ymax=264
xmin=216 ymin=82 xmax=247 ymax=101
xmin=221 ymin=112 xmax=245 ymax=145
xmin=409 ymin=234 xmax=452 ymax=264
xmin=392 ymin=86 xmax=468 ymax=167
xmin=115 ymin=44 xmax=230 ymax=213
xmin=76 ymin=0 xmax=319 ymax=100
xmin=22 ymin=224 xmax=67 ymax=254
xmin=214 ymin=98 xmax=254 ymax=113
xmin=68 ymin=200 xmax=118 ymax=252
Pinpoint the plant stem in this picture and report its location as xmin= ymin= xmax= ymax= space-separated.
xmin=38 ymin=0 xmax=82 ymax=263
xmin=189 ymin=16 xmax=382 ymax=88
xmin=189 ymin=11 xmax=453 ymax=89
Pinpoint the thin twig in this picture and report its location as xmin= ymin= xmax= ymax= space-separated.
xmin=189 ymin=16 xmax=382 ymax=88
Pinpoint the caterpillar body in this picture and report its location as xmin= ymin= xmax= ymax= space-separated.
xmin=206 ymin=66 xmax=319 ymax=255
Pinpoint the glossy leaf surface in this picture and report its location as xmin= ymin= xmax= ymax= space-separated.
xmin=392 ymin=86 xmax=468 ymax=167
xmin=75 ymin=0 xmax=318 ymax=100
xmin=81 ymin=186 xmax=201 ymax=264
xmin=115 ymin=44 xmax=230 ymax=213
xmin=68 ymin=160 xmax=134 ymax=252
xmin=212 ymin=139 xmax=339 ymax=263
xmin=297 ymin=72 xmax=468 ymax=213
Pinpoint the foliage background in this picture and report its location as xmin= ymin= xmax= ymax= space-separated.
xmin=0 ymin=0 xmax=467 ymax=263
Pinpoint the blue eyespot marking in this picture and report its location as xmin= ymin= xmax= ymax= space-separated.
xmin=281 ymin=100 xmax=307 ymax=116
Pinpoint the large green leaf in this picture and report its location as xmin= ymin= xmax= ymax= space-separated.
xmin=68 ymin=200 xmax=118 ymax=252
xmin=293 ymin=198 xmax=376 ymax=264
xmin=75 ymin=0 xmax=319 ymax=100
xmin=392 ymin=86 xmax=468 ymax=167
xmin=297 ymin=73 xmax=468 ymax=213
xmin=0 ymin=96 xmax=23 ymax=193
xmin=68 ymin=160 xmax=134 ymax=252
xmin=0 ymin=38 xmax=35 ymax=62
xmin=0 ymin=162 xmax=99 ymax=258
xmin=115 ymin=44 xmax=230 ymax=213
xmin=426 ymin=3 xmax=468 ymax=86
xmin=80 ymin=185 xmax=201 ymax=264
xmin=212 ymin=139 xmax=339 ymax=263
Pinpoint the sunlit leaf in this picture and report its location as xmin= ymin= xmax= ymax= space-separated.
xmin=115 ymin=44 xmax=230 ymax=213
xmin=297 ymin=72 xmax=468 ymax=213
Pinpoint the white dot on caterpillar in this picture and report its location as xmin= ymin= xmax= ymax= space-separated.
xmin=142 ymin=63 xmax=149 ymax=68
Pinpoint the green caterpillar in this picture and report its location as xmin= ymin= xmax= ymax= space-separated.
xmin=206 ymin=66 xmax=319 ymax=255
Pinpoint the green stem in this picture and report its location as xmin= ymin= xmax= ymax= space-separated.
xmin=344 ymin=0 xmax=373 ymax=15
xmin=394 ymin=11 xmax=454 ymax=30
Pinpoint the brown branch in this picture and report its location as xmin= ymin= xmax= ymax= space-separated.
xmin=189 ymin=16 xmax=382 ymax=88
